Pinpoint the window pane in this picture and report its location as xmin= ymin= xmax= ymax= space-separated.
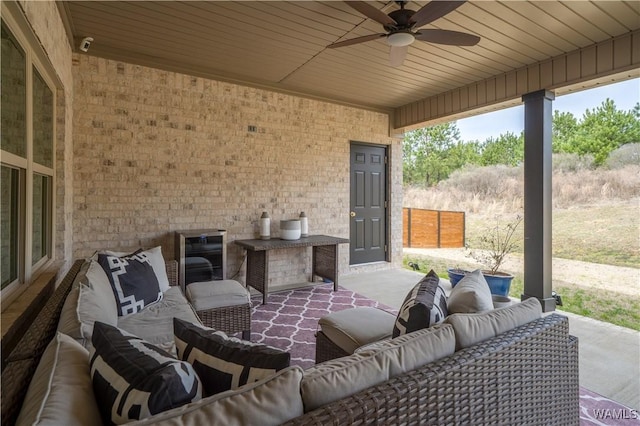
xmin=1 ymin=165 xmax=20 ymax=289
xmin=32 ymin=173 xmax=50 ymax=265
xmin=1 ymin=21 xmax=26 ymax=158
xmin=33 ymin=68 xmax=54 ymax=167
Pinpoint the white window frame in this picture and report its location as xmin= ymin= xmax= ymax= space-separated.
xmin=1 ymin=8 xmax=57 ymax=307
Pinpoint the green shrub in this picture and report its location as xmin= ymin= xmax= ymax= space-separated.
xmin=439 ymin=164 xmax=522 ymax=197
xmin=605 ymin=143 xmax=640 ymax=169
xmin=552 ymin=153 xmax=595 ymax=173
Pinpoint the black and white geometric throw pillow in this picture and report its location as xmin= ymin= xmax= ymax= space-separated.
xmin=393 ymin=269 xmax=448 ymax=337
xmin=98 ymin=251 xmax=162 ymax=316
xmin=90 ymin=322 xmax=202 ymax=425
xmin=174 ymin=318 xmax=290 ymax=397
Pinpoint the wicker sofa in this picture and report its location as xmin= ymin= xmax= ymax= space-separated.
xmin=2 ymin=260 xmax=579 ymax=425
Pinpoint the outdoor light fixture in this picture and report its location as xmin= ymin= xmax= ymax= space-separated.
xmin=386 ymin=32 xmax=414 ymax=47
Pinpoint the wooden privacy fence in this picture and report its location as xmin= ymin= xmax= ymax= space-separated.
xmin=403 ymin=208 xmax=465 ymax=248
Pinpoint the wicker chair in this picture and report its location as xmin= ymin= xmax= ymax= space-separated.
xmin=287 ymin=314 xmax=579 ymax=425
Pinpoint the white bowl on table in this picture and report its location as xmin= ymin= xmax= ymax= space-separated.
xmin=280 ymin=219 xmax=301 ymax=240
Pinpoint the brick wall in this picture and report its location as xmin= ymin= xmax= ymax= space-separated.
xmin=72 ymin=55 xmax=402 ymax=286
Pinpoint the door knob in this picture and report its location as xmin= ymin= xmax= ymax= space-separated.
xmin=350 ymin=211 xmax=356 ymax=217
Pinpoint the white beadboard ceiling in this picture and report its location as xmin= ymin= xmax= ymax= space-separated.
xmin=60 ymin=1 xmax=639 ymax=116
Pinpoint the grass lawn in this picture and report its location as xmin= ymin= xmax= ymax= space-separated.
xmin=551 ymin=203 xmax=639 ymax=268
xmin=465 ymin=202 xmax=639 ymax=269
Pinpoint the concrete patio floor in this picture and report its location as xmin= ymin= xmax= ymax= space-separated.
xmin=339 ymin=268 xmax=640 ymax=410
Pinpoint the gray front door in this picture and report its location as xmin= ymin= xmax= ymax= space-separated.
xmin=350 ymin=143 xmax=387 ymax=264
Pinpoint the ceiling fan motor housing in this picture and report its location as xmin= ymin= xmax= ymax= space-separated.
xmin=385 ymin=7 xmax=416 ymax=32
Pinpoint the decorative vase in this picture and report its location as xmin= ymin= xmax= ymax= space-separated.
xmin=280 ymin=219 xmax=301 ymax=240
xmin=299 ymin=212 xmax=308 ymax=237
xmin=259 ymin=212 xmax=270 ymax=240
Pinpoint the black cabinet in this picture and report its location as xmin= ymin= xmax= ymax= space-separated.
xmin=175 ymin=229 xmax=226 ymax=289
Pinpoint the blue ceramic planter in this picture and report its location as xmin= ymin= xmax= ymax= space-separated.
xmin=447 ymin=268 xmax=513 ymax=297
xmin=447 ymin=268 xmax=468 ymax=287
xmin=483 ymin=272 xmax=513 ymax=297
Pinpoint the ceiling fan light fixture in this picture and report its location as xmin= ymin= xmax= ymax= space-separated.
xmin=387 ymin=32 xmax=414 ymax=47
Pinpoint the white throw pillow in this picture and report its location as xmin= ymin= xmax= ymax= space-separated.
xmin=446 ymin=269 xmax=493 ymax=313
xmin=78 ymin=261 xmax=119 ymax=342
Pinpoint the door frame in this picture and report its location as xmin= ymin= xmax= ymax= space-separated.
xmin=349 ymin=141 xmax=390 ymax=265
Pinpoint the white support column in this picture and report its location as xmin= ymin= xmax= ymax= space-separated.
xmin=522 ymin=89 xmax=556 ymax=312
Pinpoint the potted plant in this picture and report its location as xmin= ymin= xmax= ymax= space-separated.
xmin=448 ymin=215 xmax=523 ymax=297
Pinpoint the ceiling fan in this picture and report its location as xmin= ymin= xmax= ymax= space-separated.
xmin=328 ymin=1 xmax=480 ymax=67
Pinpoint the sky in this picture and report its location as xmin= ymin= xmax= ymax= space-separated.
xmin=455 ymin=78 xmax=639 ymax=142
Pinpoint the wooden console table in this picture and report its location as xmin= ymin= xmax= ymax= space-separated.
xmin=234 ymin=235 xmax=349 ymax=304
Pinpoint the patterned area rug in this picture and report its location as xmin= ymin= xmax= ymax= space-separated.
xmin=250 ymin=283 xmax=638 ymax=425
xmin=250 ymin=282 xmax=394 ymax=369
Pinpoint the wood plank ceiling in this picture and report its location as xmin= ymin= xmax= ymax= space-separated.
xmin=61 ymin=1 xmax=639 ymax=118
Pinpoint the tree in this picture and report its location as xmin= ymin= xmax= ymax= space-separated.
xmin=403 ymin=97 xmax=640 ymax=188
xmin=555 ymin=99 xmax=640 ymax=165
xmin=445 ymin=140 xmax=481 ymax=172
xmin=552 ymin=111 xmax=579 ymax=153
xmin=479 ymin=132 xmax=524 ymax=166
xmin=403 ymin=122 xmax=468 ymax=186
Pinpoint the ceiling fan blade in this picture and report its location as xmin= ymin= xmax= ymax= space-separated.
xmin=415 ymin=29 xmax=480 ymax=46
xmin=345 ymin=1 xmax=397 ymax=27
xmin=389 ymin=45 xmax=408 ymax=67
xmin=410 ymin=1 xmax=466 ymax=28
xmin=327 ymin=33 xmax=386 ymax=48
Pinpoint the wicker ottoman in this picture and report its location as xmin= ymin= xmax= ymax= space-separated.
xmin=315 ymin=307 xmax=396 ymax=364
xmin=185 ymin=280 xmax=251 ymax=340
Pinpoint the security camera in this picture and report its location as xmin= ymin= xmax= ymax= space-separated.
xmin=79 ymin=37 xmax=93 ymax=52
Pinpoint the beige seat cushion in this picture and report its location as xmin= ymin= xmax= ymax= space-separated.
xmin=355 ymin=324 xmax=456 ymax=378
xmin=444 ymin=297 xmax=543 ymax=350
xmin=15 ymin=333 xmax=101 ymax=426
xmin=118 ymin=286 xmax=200 ymax=353
xmin=301 ymin=351 xmax=390 ymax=412
xmin=185 ymin=280 xmax=250 ymax=311
xmin=318 ymin=307 xmax=396 ymax=354
xmin=129 ymin=366 xmax=305 ymax=426
xmin=303 ymin=324 xmax=455 ymax=412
